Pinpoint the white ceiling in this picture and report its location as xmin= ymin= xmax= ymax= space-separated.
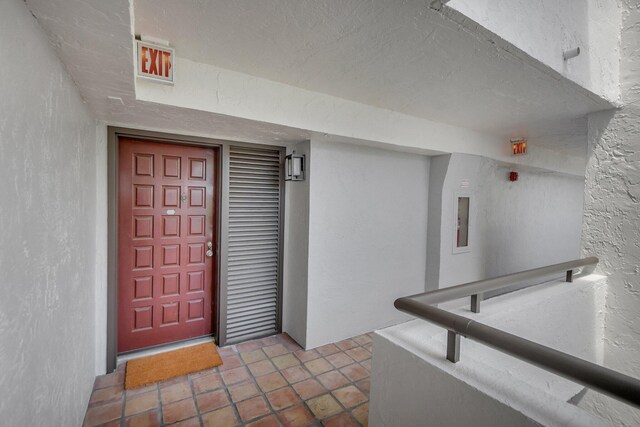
xmin=25 ymin=0 xmax=614 ymax=156
xmin=134 ymin=0 xmax=612 ymax=145
xmin=24 ymin=0 xmax=312 ymax=146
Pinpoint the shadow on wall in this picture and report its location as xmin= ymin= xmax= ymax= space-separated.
xmin=427 ymin=153 xmax=586 ymax=291
xmin=479 ymin=159 xmax=585 ymax=278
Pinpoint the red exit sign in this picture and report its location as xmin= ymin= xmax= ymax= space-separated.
xmin=511 ymin=139 xmax=527 ymax=156
xmin=137 ymin=40 xmax=174 ymax=83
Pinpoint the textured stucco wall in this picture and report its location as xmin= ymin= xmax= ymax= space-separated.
xmin=0 ymin=1 xmax=99 ymax=425
xmin=580 ymin=2 xmax=640 ymax=424
xmin=448 ymin=0 xmax=621 ymax=102
xmin=432 ymin=154 xmax=584 ymax=289
xmin=305 ymin=140 xmax=430 ymax=349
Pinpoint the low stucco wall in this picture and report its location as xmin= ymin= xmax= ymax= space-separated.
xmin=370 ymin=275 xmax=609 ymax=427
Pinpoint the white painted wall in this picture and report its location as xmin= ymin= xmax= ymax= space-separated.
xmin=448 ymin=0 xmax=622 ymax=103
xmin=304 ymin=140 xmax=430 ymax=349
xmin=0 ymin=1 xmax=99 ymax=425
xmin=283 ymin=140 xmax=311 ymax=348
xmin=371 ymin=275 xmax=609 ymax=427
xmin=580 ymin=3 xmax=640 ymax=424
xmin=431 ymin=154 xmax=585 ymax=289
xmin=136 ymin=58 xmax=589 ymax=176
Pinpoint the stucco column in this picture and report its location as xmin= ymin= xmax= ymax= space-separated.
xmin=581 ymin=2 xmax=640 ymax=424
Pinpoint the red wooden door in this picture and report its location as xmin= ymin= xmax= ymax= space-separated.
xmin=118 ymin=138 xmax=217 ymax=353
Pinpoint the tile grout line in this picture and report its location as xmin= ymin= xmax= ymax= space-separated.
xmin=306 ymin=363 xmax=363 ymax=425
xmin=187 ymin=370 xmax=205 ymax=427
xmin=220 ymin=358 xmax=245 ymax=426
xmin=310 ymin=340 xmax=371 ymax=425
xmin=266 ymin=344 xmax=319 ymax=421
xmin=224 ymin=344 xmax=255 ymax=425
xmin=293 ymin=338 xmax=369 ymax=425
xmin=260 ymin=352 xmax=314 ymax=425
xmin=119 ymin=376 xmax=127 ymax=427
xmin=87 ymin=333 xmax=372 ymax=426
xmin=235 ymin=338 xmax=307 ymax=425
xmin=235 ymin=346 xmax=280 ymax=425
xmin=273 ymin=339 xmax=368 ymax=426
xmin=120 ymin=380 xmax=127 ymax=427
xmin=156 ymin=381 xmax=165 ymax=426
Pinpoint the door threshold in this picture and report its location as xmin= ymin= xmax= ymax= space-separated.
xmin=116 ymin=336 xmax=215 ymax=367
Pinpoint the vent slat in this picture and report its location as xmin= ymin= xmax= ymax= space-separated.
xmin=227 ymin=324 xmax=278 ymax=340
xmin=228 ymin=289 xmax=277 ymax=302
xmin=227 ymin=280 xmax=278 ymax=293
xmin=228 ymin=270 xmax=278 ymax=280
xmin=226 ymin=299 xmax=277 ymax=312
xmin=229 ymin=247 xmax=278 ymax=254
xmin=229 ymin=258 xmax=279 ymax=268
xmin=226 ymin=247 xmax=279 ymax=256
xmin=227 ymin=315 xmax=277 ymax=329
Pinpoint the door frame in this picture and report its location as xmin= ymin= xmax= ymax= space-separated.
xmin=107 ymin=127 xmax=286 ymax=372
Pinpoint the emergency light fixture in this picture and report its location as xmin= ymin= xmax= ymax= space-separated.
xmin=136 ymin=39 xmax=174 ymax=84
xmin=285 ymin=153 xmax=305 ymax=181
xmin=511 ymin=138 xmax=527 ymax=156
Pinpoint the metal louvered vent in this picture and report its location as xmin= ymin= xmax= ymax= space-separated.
xmin=225 ymin=146 xmax=282 ymax=343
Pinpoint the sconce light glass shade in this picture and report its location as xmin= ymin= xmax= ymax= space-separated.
xmin=285 ymin=154 xmax=305 ymax=181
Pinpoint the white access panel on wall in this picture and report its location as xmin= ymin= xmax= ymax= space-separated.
xmin=221 ymin=145 xmax=284 ymax=345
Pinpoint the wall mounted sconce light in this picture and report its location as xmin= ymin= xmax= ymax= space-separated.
xmin=285 ymin=153 xmax=305 ymax=181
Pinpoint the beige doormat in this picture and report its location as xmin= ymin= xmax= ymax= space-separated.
xmin=125 ymin=342 xmax=223 ymax=389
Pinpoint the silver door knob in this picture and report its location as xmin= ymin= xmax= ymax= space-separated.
xmin=206 ymin=242 xmax=213 ymax=257
xmin=206 ymin=250 xmax=213 ymax=257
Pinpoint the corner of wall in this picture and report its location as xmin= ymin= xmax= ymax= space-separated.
xmin=95 ymin=122 xmax=109 ymax=375
xmin=426 ymin=154 xmax=451 ymax=291
xmin=282 ymin=140 xmax=311 ymax=348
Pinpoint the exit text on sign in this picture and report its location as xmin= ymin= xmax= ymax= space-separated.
xmin=137 ymin=40 xmax=174 ymax=83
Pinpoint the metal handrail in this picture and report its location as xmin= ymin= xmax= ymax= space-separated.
xmin=394 ymin=257 xmax=640 ymax=409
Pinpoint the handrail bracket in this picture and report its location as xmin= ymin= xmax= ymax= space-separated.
xmin=566 ymin=269 xmax=573 ymax=283
xmin=470 ymin=293 xmax=482 ymax=313
xmin=447 ymin=331 xmax=461 ymax=363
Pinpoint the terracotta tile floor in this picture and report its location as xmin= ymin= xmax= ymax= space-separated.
xmin=84 ymin=333 xmax=373 ymax=426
